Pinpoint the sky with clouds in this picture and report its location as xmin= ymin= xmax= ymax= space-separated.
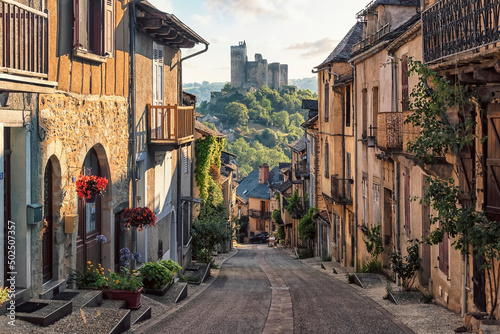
xmin=148 ymin=0 xmax=372 ymax=83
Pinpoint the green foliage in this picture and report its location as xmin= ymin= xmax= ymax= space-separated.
xmin=139 ymin=261 xmax=174 ymax=290
xmin=406 ymin=60 xmax=500 ymax=318
xmin=255 ymin=128 xmax=278 ymax=147
xmin=360 ymin=260 xmax=383 ymax=273
xmin=277 ymin=225 xmax=285 ymax=240
xmin=272 ymin=209 xmax=283 ymax=225
xmin=194 ymin=136 xmax=225 ymax=204
xmin=321 ymin=255 xmax=332 ymax=262
xmin=346 ymin=273 xmax=356 ymax=284
xmin=297 ymin=248 xmax=314 ymax=259
xmin=298 ymin=207 xmax=318 ymax=241
xmin=404 ymin=59 xmax=476 ymax=162
xmin=107 ymin=268 xmax=143 ymax=292
xmin=272 ymin=110 xmax=290 ymax=129
xmin=225 ymin=102 xmax=249 ymax=127
xmin=285 ymin=190 xmax=308 ymax=218
xmin=421 ymin=293 xmax=434 ymax=304
xmin=71 ymin=262 xmax=106 ymax=289
xmin=363 ymin=224 xmax=384 ymax=261
xmin=192 ymin=204 xmax=232 ymax=264
xmin=389 ymin=240 xmax=421 ymax=291
xmin=183 ymin=81 xmax=227 ymax=105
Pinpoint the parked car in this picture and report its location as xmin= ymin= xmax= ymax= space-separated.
xmin=250 ymin=233 xmax=268 ymax=244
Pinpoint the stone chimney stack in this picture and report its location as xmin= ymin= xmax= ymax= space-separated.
xmin=259 ymin=163 xmax=270 ymax=184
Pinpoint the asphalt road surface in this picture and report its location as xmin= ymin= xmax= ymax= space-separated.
xmin=144 ymin=245 xmax=413 ymax=334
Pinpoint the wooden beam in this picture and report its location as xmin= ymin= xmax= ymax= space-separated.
xmin=458 ymin=71 xmax=486 ymax=85
xmin=137 ymin=17 xmax=163 ymax=29
xmin=474 ymin=68 xmax=500 ymax=82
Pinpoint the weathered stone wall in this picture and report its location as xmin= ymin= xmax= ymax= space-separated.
xmin=38 ymin=92 xmax=129 ymax=285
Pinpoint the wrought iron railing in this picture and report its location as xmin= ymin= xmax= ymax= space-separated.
xmin=0 ymin=0 xmax=49 ymax=78
xmin=422 ymin=0 xmax=500 ymax=63
xmin=248 ymin=209 xmax=272 ymax=219
xmin=331 ymin=175 xmax=353 ymax=205
xmin=147 ymin=104 xmax=194 ymax=145
xmin=377 ymin=112 xmax=403 ymax=149
xmin=352 ymin=23 xmax=390 ymax=53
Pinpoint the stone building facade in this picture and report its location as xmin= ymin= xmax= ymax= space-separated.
xmin=230 ymin=41 xmax=288 ymax=91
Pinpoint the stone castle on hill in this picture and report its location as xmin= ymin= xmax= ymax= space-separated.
xmin=230 ymin=41 xmax=288 ymax=91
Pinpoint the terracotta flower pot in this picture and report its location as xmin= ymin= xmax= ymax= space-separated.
xmin=103 ymin=287 xmax=143 ymax=309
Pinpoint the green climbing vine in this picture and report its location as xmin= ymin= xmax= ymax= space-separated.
xmin=405 ymin=59 xmax=500 ymax=318
xmin=194 ymin=136 xmax=226 ymax=206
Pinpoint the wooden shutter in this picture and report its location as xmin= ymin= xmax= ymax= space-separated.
xmin=324 ymin=83 xmax=329 ymax=122
xmin=438 ymin=231 xmax=449 ymax=276
xmin=346 ymin=85 xmax=351 ymax=127
xmin=325 ymin=140 xmax=329 ymax=178
xmin=362 ymin=89 xmax=368 ymax=137
xmin=153 ymin=43 xmax=164 ymax=106
xmin=486 ymin=106 xmax=500 ymax=220
xmin=73 ymin=0 xmax=89 ymax=50
xmin=73 ymin=0 xmax=80 ymax=49
xmin=104 ymin=0 xmax=114 ymax=56
xmin=401 ymin=56 xmax=409 ymax=111
xmin=404 ymin=167 xmax=411 ymax=237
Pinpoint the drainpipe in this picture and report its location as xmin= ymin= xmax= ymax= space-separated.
xmin=179 ymin=43 xmax=209 ymax=104
xmin=350 ymin=62 xmax=358 ymax=270
xmin=130 ymin=0 xmax=138 ymax=268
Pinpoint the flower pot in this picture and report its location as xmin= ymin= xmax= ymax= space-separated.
xmin=85 ymin=194 xmax=97 ymax=203
xmin=143 ymin=281 xmax=173 ymax=296
xmin=103 ymin=287 xmax=143 ymax=309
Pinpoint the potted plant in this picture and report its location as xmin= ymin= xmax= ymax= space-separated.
xmin=71 ymin=261 xmax=106 ymax=289
xmin=75 ymin=174 xmax=108 ymax=203
xmin=103 ymin=268 xmax=143 ymax=309
xmin=0 ymin=285 xmax=10 ymax=306
xmin=122 ymin=207 xmax=157 ymax=231
xmin=139 ymin=261 xmax=175 ymax=295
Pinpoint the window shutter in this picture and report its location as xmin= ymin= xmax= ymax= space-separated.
xmin=152 ymin=43 xmax=164 ymax=105
xmin=104 ymin=0 xmax=114 ymax=56
xmin=401 ymin=56 xmax=409 ymax=111
xmin=404 ymin=167 xmax=411 ymax=237
xmin=73 ymin=0 xmax=80 ymax=50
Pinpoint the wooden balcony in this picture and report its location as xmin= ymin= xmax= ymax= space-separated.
xmin=248 ymin=209 xmax=272 ymax=219
xmin=377 ymin=112 xmax=403 ymax=150
xmin=294 ymin=160 xmax=309 ymax=178
xmin=402 ymin=111 xmax=420 ymax=154
xmin=0 ymin=1 xmax=49 ymax=79
xmin=422 ymin=0 xmax=500 ymax=63
xmin=331 ymin=175 xmax=353 ymax=205
xmin=147 ymin=104 xmax=195 ymax=147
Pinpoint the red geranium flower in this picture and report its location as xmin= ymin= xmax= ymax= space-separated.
xmin=122 ymin=207 xmax=157 ymax=231
xmin=75 ymin=175 xmax=108 ymax=199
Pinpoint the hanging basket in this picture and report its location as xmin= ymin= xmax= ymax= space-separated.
xmin=85 ymin=194 xmax=97 ymax=203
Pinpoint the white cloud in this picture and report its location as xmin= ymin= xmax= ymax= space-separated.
xmin=206 ymin=0 xmax=303 ymax=22
xmin=287 ymin=38 xmax=340 ymax=59
xmin=191 ymin=13 xmax=212 ymax=27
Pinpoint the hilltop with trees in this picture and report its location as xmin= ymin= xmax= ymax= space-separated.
xmin=197 ymin=83 xmax=317 ymax=178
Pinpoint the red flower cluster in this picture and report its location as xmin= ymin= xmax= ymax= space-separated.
xmin=76 ymin=175 xmax=108 ymax=199
xmin=123 ymin=207 xmax=157 ymax=231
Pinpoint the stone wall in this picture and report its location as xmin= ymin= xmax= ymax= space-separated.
xmin=38 ymin=92 xmax=130 ymax=288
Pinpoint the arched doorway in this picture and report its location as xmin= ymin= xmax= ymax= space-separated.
xmin=77 ymin=147 xmax=106 ymax=270
xmin=43 ymin=159 xmax=54 ymax=283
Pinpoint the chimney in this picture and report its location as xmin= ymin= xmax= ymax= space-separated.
xmin=259 ymin=163 xmax=270 ymax=184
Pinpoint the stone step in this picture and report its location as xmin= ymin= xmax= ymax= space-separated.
xmin=145 ymin=281 xmax=188 ymax=305
xmin=52 ymin=288 xmax=103 ymax=310
xmin=40 ymin=279 xmax=66 ymax=300
xmin=15 ymin=298 xmax=72 ymax=326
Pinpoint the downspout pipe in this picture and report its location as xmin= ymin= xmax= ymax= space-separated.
xmin=350 ymin=62 xmax=358 ymax=270
xmin=179 ymin=43 xmax=209 ymax=105
xmin=130 ymin=0 xmax=138 ymax=268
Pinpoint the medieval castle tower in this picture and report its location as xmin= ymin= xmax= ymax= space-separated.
xmin=230 ymin=41 xmax=288 ymax=91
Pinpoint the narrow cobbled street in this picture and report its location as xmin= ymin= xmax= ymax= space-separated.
xmin=141 ymin=245 xmax=413 ymax=334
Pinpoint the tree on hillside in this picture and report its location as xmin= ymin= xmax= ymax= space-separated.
xmin=289 ymin=112 xmax=305 ymax=127
xmin=255 ymin=128 xmax=278 ymax=148
xmin=272 ymin=110 xmax=289 ymax=129
xmin=225 ymin=102 xmax=249 ymax=127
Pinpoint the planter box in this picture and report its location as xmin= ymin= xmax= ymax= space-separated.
xmin=103 ymin=287 xmax=143 ymax=309
xmin=143 ymin=281 xmax=173 ymax=296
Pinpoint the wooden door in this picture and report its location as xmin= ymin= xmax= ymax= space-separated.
xmin=473 ymin=251 xmax=486 ymax=312
xmin=486 ymin=105 xmax=500 ymax=221
xmin=76 ymin=148 xmax=102 ymax=270
xmin=42 ymin=160 xmax=54 ymax=283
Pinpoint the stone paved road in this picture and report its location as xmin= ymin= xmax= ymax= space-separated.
xmin=142 ymin=245 xmax=413 ymax=334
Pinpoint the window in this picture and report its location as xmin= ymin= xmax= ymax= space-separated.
xmin=154 ymin=151 xmax=172 ymax=218
xmin=401 ymin=56 xmax=409 ymax=111
xmin=362 ymin=88 xmax=368 ymax=137
xmin=333 ymin=214 xmax=339 ymax=245
xmin=346 ymin=153 xmax=352 ymax=200
xmin=73 ymin=0 xmax=114 ymax=57
xmin=153 ymin=42 xmax=164 ymax=106
xmin=362 ymin=176 xmax=368 ymax=226
xmin=324 ymin=83 xmax=330 ymax=122
xmin=373 ymin=183 xmax=380 ymax=226
xmin=439 ymin=228 xmax=449 ymax=276
xmin=346 ymin=86 xmax=351 ymax=127
xmin=325 ymin=140 xmax=329 ymax=178
xmin=372 ymin=87 xmax=379 ymax=136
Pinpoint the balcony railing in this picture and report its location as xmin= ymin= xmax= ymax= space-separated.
xmin=402 ymin=111 xmax=420 ymax=153
xmin=148 ymin=104 xmax=194 ymax=145
xmin=352 ymin=23 xmax=390 ymax=53
xmin=0 ymin=0 xmax=49 ymax=78
xmin=331 ymin=175 xmax=353 ymax=205
xmin=294 ymin=160 xmax=309 ymax=177
xmin=377 ymin=112 xmax=403 ymax=149
xmin=422 ymin=0 xmax=500 ymax=63
xmin=248 ymin=209 xmax=272 ymax=219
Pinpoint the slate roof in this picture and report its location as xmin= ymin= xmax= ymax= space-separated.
xmin=289 ymin=136 xmax=307 ymax=153
xmin=318 ymin=210 xmax=330 ymax=224
xmin=302 ymin=99 xmax=318 ymax=111
xmin=276 ymin=179 xmax=292 ymax=193
xmin=195 ymin=120 xmax=225 ymax=138
xmin=237 ymin=166 xmax=281 ymax=201
xmin=279 ymin=163 xmax=292 ymax=170
xmin=317 ymin=22 xmax=363 ymax=68
xmin=351 ymin=13 xmax=420 ymax=56
xmin=301 ymin=115 xmax=318 ymax=129
xmin=357 ymin=0 xmax=418 ymax=17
